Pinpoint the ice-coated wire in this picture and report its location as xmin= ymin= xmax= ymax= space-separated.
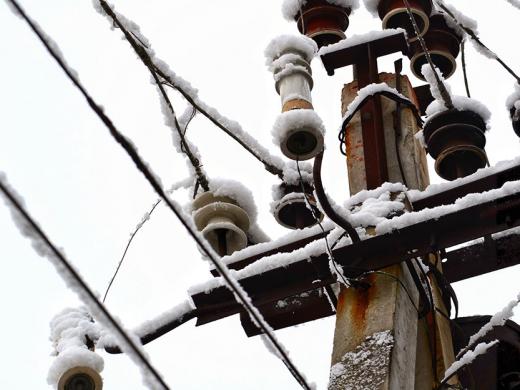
xmin=6 ymin=2 xmax=313 ymax=387
xmin=0 ymin=177 xmax=170 ymax=390
xmin=434 ymin=0 xmax=520 ymax=84
xmin=505 ymin=0 xmax=520 ymax=10
xmin=96 ymin=0 xmax=285 ymax=178
xmin=401 ymin=0 xmax=454 ymax=109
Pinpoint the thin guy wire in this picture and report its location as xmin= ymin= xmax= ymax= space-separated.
xmin=461 ymin=40 xmax=471 ymax=98
xmin=102 ymin=198 xmax=161 ymax=303
xmin=434 ymin=0 xmax=520 ymax=84
xmin=0 ymin=180 xmax=170 ymax=390
xmin=98 ymin=1 xmax=284 ymax=178
xmin=402 ymin=0 xmax=454 ymax=109
xmin=9 ymin=3 xmax=312 ymax=387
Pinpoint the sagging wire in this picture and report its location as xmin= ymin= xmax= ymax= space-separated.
xmin=9 ymin=3 xmax=313 ymax=387
xmin=434 ymin=0 xmax=520 ymax=84
xmin=402 ymin=0 xmax=454 ymax=109
xmin=338 ymin=88 xmax=422 ymax=156
xmin=0 ymin=176 xmax=171 ymax=390
xmin=103 ymin=177 xmax=193 ymax=303
xmin=97 ymin=0 xmax=285 ymax=178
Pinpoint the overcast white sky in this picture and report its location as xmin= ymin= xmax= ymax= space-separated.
xmin=1 ymin=1 xmax=519 ymax=389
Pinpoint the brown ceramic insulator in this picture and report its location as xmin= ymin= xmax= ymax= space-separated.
xmin=510 ymin=106 xmax=520 ymax=138
xmin=378 ymin=0 xmax=433 ymax=39
xmin=282 ymin=99 xmax=314 ymax=112
xmin=296 ymin=0 xmax=351 ymax=48
xmin=423 ymin=109 xmax=488 ymax=180
xmin=409 ymin=13 xmax=462 ymax=80
xmin=273 ymin=183 xmax=323 ymax=229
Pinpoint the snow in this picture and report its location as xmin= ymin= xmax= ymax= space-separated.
xmin=132 ymin=300 xmax=195 ymax=339
xmin=0 ymin=172 xmax=170 ymax=389
xmin=208 ymin=178 xmax=258 ymax=223
xmin=422 ymin=64 xmax=491 ymax=125
xmin=94 ymin=0 xmax=286 ymax=175
xmin=506 ymin=0 xmax=520 ymax=10
xmin=341 ymin=83 xmax=410 ymax=124
xmin=377 ymin=180 xmax=520 ymax=235
xmin=443 ymin=340 xmax=499 ymax=382
xmin=329 ymin=330 xmax=394 ymax=389
xmin=318 ymin=28 xmax=407 ymax=56
xmin=47 ymin=307 xmax=103 ymax=386
xmin=407 ymin=155 xmax=520 ymax=203
xmin=282 ymin=160 xmax=314 ymax=185
xmin=361 ymin=0 xmax=380 ymax=17
xmin=463 ymin=292 xmax=520 ymax=355
xmin=434 ymin=0 xmax=479 ymax=33
xmin=265 ymin=34 xmax=318 ymax=66
xmin=271 ymin=109 xmax=326 ymax=148
xmin=506 ymin=83 xmax=520 ymax=111
xmin=281 ymin=0 xmax=360 ymax=21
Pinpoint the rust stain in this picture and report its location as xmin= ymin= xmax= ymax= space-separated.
xmin=350 ymin=274 xmax=376 ymax=330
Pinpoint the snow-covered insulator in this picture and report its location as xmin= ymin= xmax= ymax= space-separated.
xmin=423 ymin=108 xmax=487 ymax=180
xmin=293 ymin=0 xmax=353 ymax=48
xmin=409 ymin=13 xmax=462 ymax=81
xmin=510 ymin=105 xmax=520 ymax=138
xmin=273 ymin=51 xmax=314 ymax=113
xmin=377 ymin=0 xmax=432 ymax=40
xmin=192 ymin=192 xmax=250 ymax=256
xmin=58 ymin=366 xmax=103 ymax=390
xmin=272 ymin=182 xmax=323 ymax=229
xmin=272 ymin=109 xmax=325 ymax=161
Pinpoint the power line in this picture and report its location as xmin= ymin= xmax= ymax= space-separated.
xmin=0 ymin=175 xmax=171 ymax=390
xmin=402 ymin=0 xmax=454 ymax=109
xmin=434 ymin=0 xmax=520 ymax=84
xmin=96 ymin=0 xmax=285 ymax=178
xmin=6 ymin=2 xmax=313 ymax=387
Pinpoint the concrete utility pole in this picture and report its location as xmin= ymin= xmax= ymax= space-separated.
xmin=326 ymin=40 xmax=458 ymax=389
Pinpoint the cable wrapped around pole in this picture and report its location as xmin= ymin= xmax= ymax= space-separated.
xmin=313 ymin=150 xmax=360 ymax=243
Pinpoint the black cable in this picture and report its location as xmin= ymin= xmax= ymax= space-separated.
xmin=312 ymin=151 xmax=361 ymax=243
xmin=461 ymin=40 xmax=471 ymax=98
xmin=0 ymin=179 xmax=171 ymax=390
xmin=393 ymin=59 xmax=409 ymax=188
xmin=296 ymin=159 xmax=353 ymax=288
xmin=7 ymin=3 xmax=312 ymax=387
xmin=338 ymin=89 xmax=422 ymax=156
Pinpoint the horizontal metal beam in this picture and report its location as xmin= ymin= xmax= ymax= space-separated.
xmin=443 ymin=232 xmax=520 ymax=283
xmin=192 ymin=191 xmax=520 ymax=326
xmin=412 ymin=163 xmax=520 ymax=211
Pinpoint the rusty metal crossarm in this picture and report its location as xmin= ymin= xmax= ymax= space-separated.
xmin=191 ymin=189 xmax=520 ymax=326
xmin=104 ymin=168 xmax=520 ymax=351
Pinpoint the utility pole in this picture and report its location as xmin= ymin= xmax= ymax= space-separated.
xmin=322 ymin=34 xmax=458 ymax=389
